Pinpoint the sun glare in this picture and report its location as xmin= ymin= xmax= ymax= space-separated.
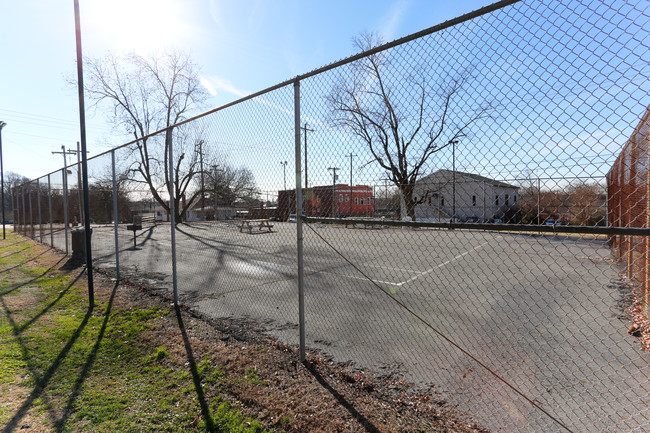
xmin=88 ymin=0 xmax=191 ymax=54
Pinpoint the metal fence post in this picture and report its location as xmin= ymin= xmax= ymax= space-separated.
xmin=112 ymin=150 xmax=120 ymax=280
xmin=37 ymin=178 xmax=42 ymax=243
xmin=62 ymin=168 xmax=69 ymax=255
xmin=20 ymin=187 xmax=25 ymax=235
xmin=13 ymin=187 xmax=18 ymax=233
xmin=168 ymin=133 xmax=179 ymax=306
xmin=28 ymin=184 xmax=34 ymax=239
xmin=48 ymin=174 xmax=53 ymax=247
xmin=22 ymin=186 xmax=27 ymax=236
xmin=294 ymin=79 xmax=306 ymax=363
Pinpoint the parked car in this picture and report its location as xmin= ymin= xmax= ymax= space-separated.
xmin=288 ymin=214 xmax=297 ymax=222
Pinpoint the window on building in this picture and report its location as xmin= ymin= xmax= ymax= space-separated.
xmin=505 ymin=194 xmax=509 ymax=206
xmin=360 ymin=198 xmax=365 ymax=205
xmin=441 ymin=197 xmax=445 ymax=207
xmin=514 ymin=195 xmax=517 ymax=203
xmin=495 ymin=195 xmax=499 ymax=206
xmin=472 ymin=195 xmax=476 ymax=206
xmin=339 ymin=194 xmax=343 ymax=203
xmin=346 ymin=195 xmax=349 ymax=202
xmin=355 ymin=197 xmax=359 ymax=205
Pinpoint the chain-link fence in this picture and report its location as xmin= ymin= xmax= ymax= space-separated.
xmin=12 ymin=0 xmax=650 ymax=431
xmin=607 ymin=106 xmax=650 ymax=320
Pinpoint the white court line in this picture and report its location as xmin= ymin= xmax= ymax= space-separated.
xmin=394 ymin=237 xmax=496 ymax=286
xmin=312 ymin=237 xmax=497 ymax=287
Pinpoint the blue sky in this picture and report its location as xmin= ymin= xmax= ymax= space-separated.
xmin=0 ymin=0 xmax=493 ymax=181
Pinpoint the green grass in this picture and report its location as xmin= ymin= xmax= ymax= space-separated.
xmin=0 ymin=234 xmax=272 ymax=432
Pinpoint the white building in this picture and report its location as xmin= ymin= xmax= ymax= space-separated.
xmin=413 ymin=170 xmax=519 ymax=222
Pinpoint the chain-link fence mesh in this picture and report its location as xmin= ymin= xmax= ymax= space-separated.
xmin=12 ymin=0 xmax=650 ymax=431
xmin=607 ymin=106 xmax=650 ymax=321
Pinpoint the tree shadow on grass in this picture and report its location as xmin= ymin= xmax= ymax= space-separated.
xmin=174 ymin=304 xmax=217 ymax=432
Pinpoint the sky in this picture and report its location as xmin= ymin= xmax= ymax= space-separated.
xmin=0 ymin=0 xmax=494 ymax=181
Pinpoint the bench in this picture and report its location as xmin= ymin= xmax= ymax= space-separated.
xmin=239 ymin=219 xmax=274 ymax=233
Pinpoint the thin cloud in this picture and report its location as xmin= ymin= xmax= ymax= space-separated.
xmin=200 ymin=77 xmax=218 ymax=96
xmin=201 ymin=76 xmax=250 ymax=98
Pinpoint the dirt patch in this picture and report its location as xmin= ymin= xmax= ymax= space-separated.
xmin=90 ymin=270 xmax=486 ymax=432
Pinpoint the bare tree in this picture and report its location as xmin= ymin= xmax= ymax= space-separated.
xmin=328 ymin=32 xmax=491 ymax=220
xmin=5 ymin=172 xmax=30 ymax=213
xmin=205 ymin=165 xmax=258 ymax=215
xmin=566 ymin=181 xmax=605 ymax=225
xmin=84 ymin=51 xmax=209 ymax=223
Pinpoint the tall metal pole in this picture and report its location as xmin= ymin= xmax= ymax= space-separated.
xmin=168 ymin=133 xmax=179 ymax=306
xmin=294 ymin=80 xmax=306 ymax=363
xmin=48 ymin=174 xmax=53 ymax=247
xmin=74 ymin=0 xmax=94 ymax=306
xmin=280 ymin=161 xmax=287 ymax=191
xmin=0 ymin=121 xmax=6 ymax=239
xmin=198 ymin=140 xmax=205 ymax=220
xmin=112 ymin=150 xmax=120 ymax=280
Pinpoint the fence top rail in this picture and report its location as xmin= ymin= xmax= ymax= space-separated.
xmin=16 ymin=0 xmax=522 ymax=188
xmin=304 ymin=216 xmax=647 ymax=236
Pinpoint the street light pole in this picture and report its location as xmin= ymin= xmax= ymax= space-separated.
xmin=0 ymin=121 xmax=6 ymax=239
xmin=280 ymin=161 xmax=287 ymax=191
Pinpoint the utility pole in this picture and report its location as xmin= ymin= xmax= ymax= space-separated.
xmin=301 ymin=123 xmax=315 ymax=188
xmin=346 ymin=153 xmax=357 ymax=217
xmin=52 ymin=145 xmax=76 ymax=255
xmin=54 ymin=144 xmax=88 ymax=224
xmin=328 ymin=167 xmax=339 ymax=218
xmin=77 ymin=141 xmax=82 ymax=222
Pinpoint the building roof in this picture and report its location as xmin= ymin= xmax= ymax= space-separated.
xmin=419 ymin=169 xmax=519 ymax=189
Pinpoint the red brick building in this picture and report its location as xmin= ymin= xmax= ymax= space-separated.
xmin=278 ymin=184 xmax=374 ymax=220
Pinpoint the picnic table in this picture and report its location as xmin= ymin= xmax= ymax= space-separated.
xmin=238 ymin=219 xmax=274 ymax=233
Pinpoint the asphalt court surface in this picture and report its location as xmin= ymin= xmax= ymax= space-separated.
xmin=41 ymin=221 xmax=650 ymax=432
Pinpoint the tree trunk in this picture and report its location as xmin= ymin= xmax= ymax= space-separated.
xmin=399 ymin=185 xmax=417 ymax=221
